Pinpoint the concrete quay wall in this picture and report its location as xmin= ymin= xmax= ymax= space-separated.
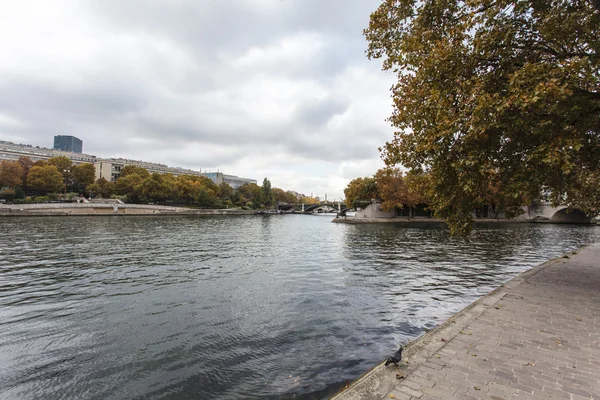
xmin=332 ymin=217 xmax=527 ymax=225
xmin=0 ymin=204 xmax=256 ymax=217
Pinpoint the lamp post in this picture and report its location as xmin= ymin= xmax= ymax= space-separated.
xmin=63 ymin=169 xmax=70 ymax=201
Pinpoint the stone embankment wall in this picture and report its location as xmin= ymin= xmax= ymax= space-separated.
xmin=0 ymin=204 xmax=255 ymax=217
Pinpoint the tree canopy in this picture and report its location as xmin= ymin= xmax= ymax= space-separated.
xmin=27 ymin=165 xmax=64 ymax=193
xmin=344 ymin=177 xmax=379 ymax=209
xmin=71 ymin=163 xmax=96 ymax=191
xmin=0 ymin=161 xmax=24 ymax=188
xmin=365 ymin=0 xmax=600 ymax=236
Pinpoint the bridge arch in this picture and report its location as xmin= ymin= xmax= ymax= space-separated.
xmin=549 ymin=207 xmax=592 ymax=223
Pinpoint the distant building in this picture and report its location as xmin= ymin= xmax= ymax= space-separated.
xmin=202 ymin=172 xmax=257 ymax=189
xmin=0 ymin=140 xmax=96 ymax=165
xmin=94 ymin=158 xmax=206 ymax=182
xmin=53 ymin=135 xmax=83 ymax=153
xmin=1 ymin=139 xmax=256 ymax=188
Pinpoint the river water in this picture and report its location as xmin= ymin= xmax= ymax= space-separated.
xmin=0 ymin=215 xmax=599 ymax=399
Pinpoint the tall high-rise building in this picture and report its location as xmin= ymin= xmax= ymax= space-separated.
xmin=53 ymin=135 xmax=83 ymax=153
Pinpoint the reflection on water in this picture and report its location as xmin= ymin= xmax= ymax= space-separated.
xmin=0 ymin=216 xmax=598 ymax=399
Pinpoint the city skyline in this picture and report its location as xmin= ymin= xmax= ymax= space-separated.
xmin=0 ymin=1 xmax=395 ymax=199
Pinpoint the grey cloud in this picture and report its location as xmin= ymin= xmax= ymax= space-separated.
xmin=0 ymin=0 xmax=393 ymax=196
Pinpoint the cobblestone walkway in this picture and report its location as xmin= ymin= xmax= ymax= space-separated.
xmin=385 ymin=244 xmax=600 ymax=400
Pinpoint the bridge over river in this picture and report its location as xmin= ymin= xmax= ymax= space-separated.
xmin=276 ymin=202 xmax=347 ymax=213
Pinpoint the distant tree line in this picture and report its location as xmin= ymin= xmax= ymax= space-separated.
xmin=0 ymin=156 xmax=319 ymax=209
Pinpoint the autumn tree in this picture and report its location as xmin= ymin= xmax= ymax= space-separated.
xmin=237 ymin=183 xmax=261 ymax=208
xmin=18 ymin=157 xmax=34 ymax=187
xmin=27 ymin=165 xmax=64 ymax=193
xmin=0 ymin=161 xmax=24 ymax=188
xmin=344 ymin=177 xmax=378 ymax=209
xmin=374 ymin=168 xmax=410 ymax=211
xmin=365 ymin=0 xmax=600 ymax=236
xmin=298 ymin=195 xmax=319 ymax=205
xmin=272 ymin=188 xmax=298 ymax=205
xmin=176 ymin=176 xmax=203 ymax=205
xmin=120 ymin=165 xmax=150 ymax=179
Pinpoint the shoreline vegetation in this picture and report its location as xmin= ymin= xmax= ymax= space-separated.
xmin=0 ymin=156 xmax=322 ymax=211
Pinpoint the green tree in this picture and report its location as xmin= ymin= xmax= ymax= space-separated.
xmin=260 ymin=177 xmax=274 ymax=208
xmin=218 ymin=182 xmax=234 ymax=202
xmin=47 ymin=156 xmax=73 ymax=177
xmin=365 ymin=0 xmax=600 ymax=236
xmin=26 ymin=165 xmax=64 ymax=193
xmin=120 ymin=165 xmax=150 ymax=179
xmin=88 ymin=178 xmax=115 ymax=198
xmin=197 ymin=186 xmax=220 ymax=208
xmin=236 ymin=183 xmax=261 ymax=208
xmin=0 ymin=188 xmax=17 ymax=202
xmin=114 ymin=173 xmax=144 ymax=203
xmin=71 ymin=163 xmax=96 ymax=191
xmin=0 ymin=161 xmax=24 ymax=188
xmin=140 ymin=173 xmax=171 ymax=203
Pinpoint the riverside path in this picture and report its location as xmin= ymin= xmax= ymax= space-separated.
xmin=333 ymin=243 xmax=600 ymax=400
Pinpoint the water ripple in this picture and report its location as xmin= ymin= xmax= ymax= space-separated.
xmin=0 ymin=216 xmax=599 ymax=399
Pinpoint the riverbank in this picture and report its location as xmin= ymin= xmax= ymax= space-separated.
xmin=332 ymin=243 xmax=600 ymax=400
xmin=332 ymin=216 xmax=599 ymax=225
xmin=0 ymin=203 xmax=256 ymax=217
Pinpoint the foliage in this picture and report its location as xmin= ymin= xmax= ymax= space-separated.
xmin=114 ymin=173 xmax=144 ymax=202
xmin=218 ymin=182 xmax=234 ymax=202
xmin=374 ymin=168 xmax=409 ymax=211
xmin=18 ymin=157 xmax=34 ymax=187
xmin=196 ymin=186 xmax=220 ymax=208
xmin=298 ymin=195 xmax=319 ymax=205
xmin=261 ymin=177 xmax=274 ymax=208
xmin=344 ymin=177 xmax=378 ymax=209
xmin=0 ymin=188 xmax=16 ymax=201
xmin=140 ymin=173 xmax=172 ymax=203
xmin=71 ymin=163 xmax=96 ymax=191
xmin=176 ymin=176 xmax=203 ymax=205
xmin=88 ymin=178 xmax=115 ymax=198
xmin=237 ymin=183 xmax=261 ymax=208
xmin=272 ymin=188 xmax=298 ymax=204
xmin=365 ymin=0 xmax=600 ymax=236
xmin=560 ymin=167 xmax=600 ymax=216
xmin=120 ymin=165 xmax=150 ymax=179
xmin=0 ymin=161 xmax=24 ymax=188
xmin=26 ymin=165 xmax=64 ymax=193
xmin=47 ymin=156 xmax=73 ymax=176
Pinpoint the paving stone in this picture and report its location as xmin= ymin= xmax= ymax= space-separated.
xmin=420 ymin=385 xmax=451 ymax=398
xmin=395 ymin=385 xmax=424 ymax=398
xmin=387 ymin=388 xmax=414 ymax=400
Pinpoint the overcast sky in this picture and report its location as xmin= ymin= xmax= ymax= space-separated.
xmin=0 ymin=0 xmax=395 ymax=199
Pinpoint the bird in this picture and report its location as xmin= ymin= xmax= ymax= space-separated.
xmin=385 ymin=345 xmax=403 ymax=366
